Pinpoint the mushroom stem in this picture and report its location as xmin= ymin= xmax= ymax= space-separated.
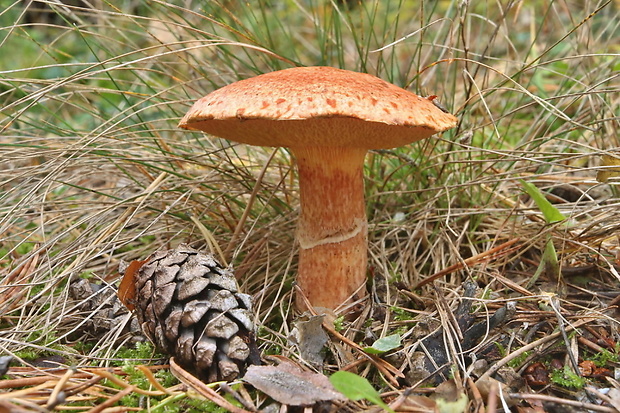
xmin=290 ymin=146 xmax=368 ymax=310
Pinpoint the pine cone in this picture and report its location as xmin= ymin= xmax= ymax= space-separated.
xmin=69 ymin=278 xmax=144 ymax=344
xmin=132 ymin=244 xmax=257 ymax=382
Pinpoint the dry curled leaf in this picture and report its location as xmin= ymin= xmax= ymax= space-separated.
xmin=579 ymin=360 xmax=612 ymax=379
xmin=396 ymin=394 xmax=437 ymax=411
xmin=243 ymin=363 xmax=344 ymax=406
xmin=523 ymin=362 xmax=549 ymax=387
xmin=117 ymin=258 xmax=148 ymax=311
xmin=289 ymin=314 xmax=329 ymax=367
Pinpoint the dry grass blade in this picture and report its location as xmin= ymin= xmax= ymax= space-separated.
xmin=412 ymin=238 xmax=522 ymax=289
xmin=45 ymin=367 xmax=75 ymax=409
xmin=476 ymin=317 xmax=596 ymax=384
xmin=224 ymin=148 xmax=279 ymax=262
xmin=509 ymin=392 xmax=619 ymax=413
xmin=0 ymin=246 xmax=40 ymax=315
xmin=0 ymin=365 xmax=177 ymax=412
xmin=169 ymin=357 xmax=253 ymax=413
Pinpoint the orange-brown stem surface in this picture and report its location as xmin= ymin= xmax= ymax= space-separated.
xmin=291 ymin=146 xmax=368 ymax=310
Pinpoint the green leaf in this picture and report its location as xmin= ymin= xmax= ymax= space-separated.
xmin=520 ymin=180 xmax=566 ymax=223
xmin=363 ymin=334 xmax=401 ymax=354
xmin=329 ymin=371 xmax=395 ymax=413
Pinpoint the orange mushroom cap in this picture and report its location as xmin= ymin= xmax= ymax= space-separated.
xmin=178 ymin=66 xmax=457 ymax=148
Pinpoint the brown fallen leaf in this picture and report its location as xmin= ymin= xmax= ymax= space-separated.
xmin=392 ymin=394 xmax=436 ymax=411
xmin=579 ymin=360 xmax=612 ymax=380
xmin=117 ymin=258 xmax=148 ymax=311
xmin=242 ymin=363 xmax=344 ymax=406
xmin=523 ymin=362 xmax=549 ymax=387
xmin=289 ymin=314 xmax=329 ymax=367
xmin=475 ymin=375 xmax=518 ymax=408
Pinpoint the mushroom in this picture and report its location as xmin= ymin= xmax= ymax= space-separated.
xmin=179 ymin=66 xmax=457 ymax=311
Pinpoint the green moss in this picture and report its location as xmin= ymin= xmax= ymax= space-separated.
xmin=333 ymin=315 xmax=345 ymax=332
xmin=508 ymin=351 xmax=530 ymax=369
xmin=15 ymin=242 xmax=36 ymax=256
xmin=73 ymin=341 xmax=95 ymax=354
xmin=550 ymin=365 xmax=587 ymax=389
xmin=113 ymin=341 xmax=160 ymax=367
xmin=591 ymin=348 xmax=620 ymax=367
xmin=390 ymin=307 xmax=414 ymax=322
xmin=14 ymin=349 xmax=40 ymax=361
xmin=150 ymin=393 xmax=229 ymax=413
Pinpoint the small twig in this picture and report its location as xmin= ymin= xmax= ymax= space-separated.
xmin=85 ymin=385 xmax=135 ymax=413
xmin=578 ymin=336 xmax=608 ymax=354
xmin=220 ymin=382 xmax=257 ymax=412
xmin=169 ymin=357 xmax=253 ymax=413
xmin=93 ymin=369 xmax=167 ymax=397
xmin=477 ymin=317 xmax=594 ymax=384
xmin=46 ymin=367 xmax=75 ymax=409
xmin=63 ymin=375 xmax=104 ymax=398
xmin=509 ymin=392 xmax=618 ymax=413
xmin=413 ymin=238 xmax=521 ymax=289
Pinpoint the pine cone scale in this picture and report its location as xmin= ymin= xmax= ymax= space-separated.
xmin=177 ymin=277 xmax=210 ymax=300
xmin=153 ymin=283 xmax=175 ymax=316
xmin=154 ymin=265 xmax=179 ymax=286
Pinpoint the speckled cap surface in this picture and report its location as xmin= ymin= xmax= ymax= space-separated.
xmin=179 ymin=66 xmax=457 ymax=149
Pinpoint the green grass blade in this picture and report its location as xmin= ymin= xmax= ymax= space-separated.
xmin=520 ymin=180 xmax=566 ymax=223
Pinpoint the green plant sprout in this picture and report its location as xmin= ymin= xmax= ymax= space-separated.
xmin=330 ymin=370 xmax=396 ymax=413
